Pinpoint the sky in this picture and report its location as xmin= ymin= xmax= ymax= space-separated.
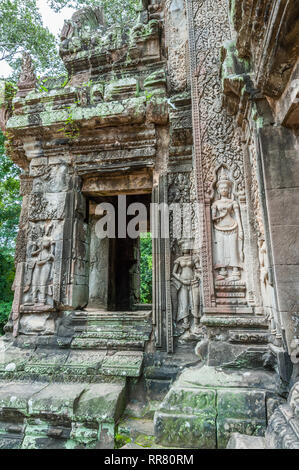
xmin=1 ymin=0 xmax=75 ymax=78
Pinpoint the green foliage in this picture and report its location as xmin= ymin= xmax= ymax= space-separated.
xmin=0 ymin=302 xmax=12 ymax=335
xmin=0 ymin=132 xmax=20 ymax=334
xmin=58 ymin=105 xmax=80 ymax=139
xmin=0 ymin=132 xmax=21 ymax=250
xmin=140 ymin=233 xmax=152 ymax=304
xmin=0 ymin=0 xmax=62 ymax=77
xmin=114 ymin=433 xmax=132 ymax=449
xmin=49 ymin=0 xmax=140 ymax=27
xmin=0 ymin=0 xmax=140 ymax=79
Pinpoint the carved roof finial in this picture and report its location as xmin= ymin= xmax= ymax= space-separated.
xmin=60 ymin=7 xmax=105 ymax=41
xmin=17 ymin=52 xmax=36 ymax=98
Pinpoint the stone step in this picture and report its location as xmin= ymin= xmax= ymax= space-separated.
xmin=201 ymin=315 xmax=269 ymax=329
xmin=71 ymin=337 xmax=146 ymax=351
xmin=0 ymin=344 xmax=144 ymax=380
xmin=75 ymin=310 xmax=152 ymax=321
xmin=216 ymin=299 xmax=248 ymax=305
xmin=118 ymin=417 xmax=155 ymax=438
xmin=0 ymin=379 xmax=126 ymax=449
xmin=73 ymin=330 xmax=149 ymax=340
xmin=70 ymin=310 xmax=152 ymax=351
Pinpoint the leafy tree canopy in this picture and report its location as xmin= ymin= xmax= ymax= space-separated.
xmin=48 ymin=0 xmax=140 ymax=26
xmin=0 ymin=131 xmax=20 ymax=333
xmin=0 ymin=0 xmax=140 ymax=79
xmin=0 ymin=131 xmax=21 ymax=252
xmin=0 ymin=0 xmax=61 ymax=77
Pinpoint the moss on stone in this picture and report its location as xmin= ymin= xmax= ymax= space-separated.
xmin=115 ymin=433 xmax=132 ymax=449
xmin=135 ymin=434 xmax=155 ymax=448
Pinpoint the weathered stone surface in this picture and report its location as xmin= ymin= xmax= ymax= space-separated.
xmin=154 ymin=365 xmax=278 ymax=449
xmin=217 ymin=389 xmax=267 ymax=448
xmin=0 ymin=379 xmax=126 ymax=449
xmin=1 ymin=0 xmax=299 ymax=450
xmin=118 ymin=417 xmax=155 ymax=440
xmin=227 ymin=433 xmax=266 ymax=449
xmin=155 ymin=412 xmax=216 ymax=449
xmin=74 ymin=382 xmax=126 ymax=423
xmin=227 ymin=382 xmax=299 ymax=449
xmin=102 ymin=352 xmax=144 ymax=378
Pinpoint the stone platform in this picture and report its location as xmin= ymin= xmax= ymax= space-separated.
xmin=154 ymin=365 xmax=280 ymax=449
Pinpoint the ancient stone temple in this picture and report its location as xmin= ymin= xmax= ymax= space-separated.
xmin=0 ymin=0 xmax=298 ymax=449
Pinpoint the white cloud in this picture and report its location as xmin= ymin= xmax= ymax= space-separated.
xmin=37 ymin=0 xmax=75 ymax=37
xmin=0 ymin=62 xmax=13 ymax=79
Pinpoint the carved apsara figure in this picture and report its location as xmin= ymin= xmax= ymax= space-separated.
xmin=212 ymin=167 xmax=244 ymax=281
xmin=171 ymin=239 xmax=201 ymax=336
xmin=24 ymin=225 xmax=55 ymax=305
xmin=258 ymin=237 xmax=269 ymax=287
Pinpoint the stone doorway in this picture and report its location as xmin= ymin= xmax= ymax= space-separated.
xmin=87 ymin=193 xmax=152 ymax=313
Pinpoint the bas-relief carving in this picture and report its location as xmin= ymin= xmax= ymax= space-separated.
xmin=258 ymin=236 xmax=280 ymax=337
xmin=211 ymin=167 xmax=244 ymax=282
xmin=168 ymin=172 xmax=200 ymax=252
xmin=171 ymin=239 xmax=202 ymax=340
xmin=165 ymin=0 xmax=188 ymax=93
xmin=22 ymin=223 xmax=55 ymax=308
xmin=30 ymin=163 xmax=69 ymax=194
xmin=187 ymin=0 xmax=247 ymax=307
xmin=29 ymin=192 xmax=67 ymax=221
xmin=168 ymin=172 xmax=203 ymax=344
xmin=27 ymin=162 xmax=70 ymax=222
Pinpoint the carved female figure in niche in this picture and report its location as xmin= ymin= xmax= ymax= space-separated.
xmin=171 ymin=239 xmax=201 ymax=337
xmin=24 ymin=226 xmax=55 ymax=305
xmin=211 ymin=168 xmax=244 ymax=281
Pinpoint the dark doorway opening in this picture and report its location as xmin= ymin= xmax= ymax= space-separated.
xmin=88 ymin=193 xmax=152 ymax=312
